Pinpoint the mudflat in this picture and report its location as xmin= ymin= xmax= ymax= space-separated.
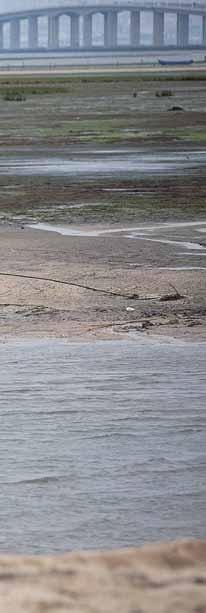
xmin=0 ymin=220 xmax=205 ymax=339
xmin=0 ymin=68 xmax=205 ymax=340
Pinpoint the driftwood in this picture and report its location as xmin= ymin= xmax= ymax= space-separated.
xmin=160 ymin=283 xmax=184 ymax=302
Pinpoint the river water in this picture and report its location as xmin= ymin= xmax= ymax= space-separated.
xmin=0 ymin=336 xmax=205 ymax=554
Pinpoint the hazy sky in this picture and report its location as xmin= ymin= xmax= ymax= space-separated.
xmin=0 ymin=0 xmax=200 ymax=10
xmin=0 ymin=0 xmax=80 ymax=12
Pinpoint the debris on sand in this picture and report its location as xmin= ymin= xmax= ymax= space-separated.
xmin=168 ymin=105 xmax=184 ymax=112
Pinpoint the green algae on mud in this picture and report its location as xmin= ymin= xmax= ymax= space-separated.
xmin=175 ymin=128 xmax=206 ymax=142
xmin=0 ymin=69 xmax=205 ymax=227
xmin=0 ymin=173 xmax=206 ymax=226
xmin=0 ymin=69 xmax=205 ymax=344
xmin=0 ymin=71 xmax=206 ymax=146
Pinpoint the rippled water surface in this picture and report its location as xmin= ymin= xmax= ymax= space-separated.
xmin=0 ymin=337 xmax=205 ymax=554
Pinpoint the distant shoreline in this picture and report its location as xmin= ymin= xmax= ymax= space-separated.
xmin=0 ymin=46 xmax=206 ymax=72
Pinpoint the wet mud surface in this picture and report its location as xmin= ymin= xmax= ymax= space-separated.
xmin=0 ymin=218 xmax=205 ymax=340
xmin=0 ymin=71 xmax=205 ymax=339
xmin=1 ymin=148 xmax=206 ymax=178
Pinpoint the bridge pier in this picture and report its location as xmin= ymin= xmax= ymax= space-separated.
xmin=83 ymin=14 xmax=92 ymax=48
xmin=1 ymin=4 xmax=206 ymax=54
xmin=104 ymin=11 xmax=117 ymax=48
xmin=10 ymin=19 xmax=21 ymax=50
xmin=48 ymin=15 xmax=59 ymax=48
xmin=153 ymin=10 xmax=164 ymax=46
xmin=71 ymin=15 xmax=80 ymax=49
xmin=202 ymin=15 xmax=206 ymax=45
xmin=0 ymin=23 xmax=4 ymax=50
xmin=130 ymin=10 xmax=140 ymax=47
xmin=28 ymin=16 xmax=38 ymax=49
xmin=177 ymin=13 xmax=189 ymax=47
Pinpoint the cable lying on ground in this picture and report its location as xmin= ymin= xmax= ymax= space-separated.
xmin=0 ymin=272 xmax=183 ymax=302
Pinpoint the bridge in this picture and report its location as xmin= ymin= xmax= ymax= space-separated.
xmin=0 ymin=2 xmax=206 ymax=52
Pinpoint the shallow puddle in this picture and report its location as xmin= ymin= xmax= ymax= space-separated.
xmin=0 ymin=336 xmax=205 ymax=554
xmin=29 ymin=223 xmax=100 ymax=237
xmin=127 ymin=221 xmax=206 ymax=255
xmin=28 ymin=220 xmax=206 ymax=262
xmin=128 ymin=235 xmax=206 ymax=251
xmin=29 ymin=219 xmax=206 ymax=237
xmin=1 ymin=148 xmax=206 ymax=177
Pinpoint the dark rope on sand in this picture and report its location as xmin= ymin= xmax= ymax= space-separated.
xmin=0 ymin=271 xmax=139 ymax=300
xmin=0 ymin=272 xmax=182 ymax=302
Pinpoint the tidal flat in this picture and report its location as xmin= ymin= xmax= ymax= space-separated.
xmin=0 ymin=68 xmax=206 ymax=556
xmin=0 ymin=69 xmax=205 ymax=338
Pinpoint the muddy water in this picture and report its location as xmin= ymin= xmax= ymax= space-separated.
xmin=1 ymin=148 xmax=206 ymax=177
xmin=0 ymin=337 xmax=205 ymax=555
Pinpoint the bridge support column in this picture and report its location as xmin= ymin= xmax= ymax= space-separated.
xmin=104 ymin=11 xmax=117 ymax=48
xmin=71 ymin=15 xmax=80 ymax=48
xmin=0 ymin=23 xmax=4 ymax=50
xmin=83 ymin=14 xmax=92 ymax=48
xmin=48 ymin=15 xmax=59 ymax=49
xmin=177 ymin=13 xmax=189 ymax=47
xmin=130 ymin=10 xmax=140 ymax=47
xmin=28 ymin=16 xmax=38 ymax=49
xmin=202 ymin=15 xmax=206 ymax=45
xmin=153 ymin=10 xmax=164 ymax=47
xmin=10 ymin=19 xmax=21 ymax=50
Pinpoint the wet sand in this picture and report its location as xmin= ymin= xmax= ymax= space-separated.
xmin=0 ymin=218 xmax=205 ymax=341
xmin=0 ymin=539 xmax=206 ymax=613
